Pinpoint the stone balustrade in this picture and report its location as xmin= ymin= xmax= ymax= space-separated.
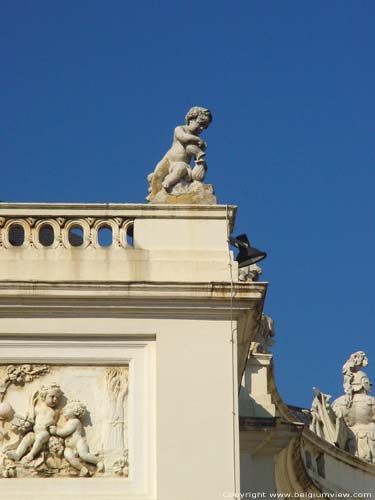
xmin=0 ymin=215 xmax=134 ymax=249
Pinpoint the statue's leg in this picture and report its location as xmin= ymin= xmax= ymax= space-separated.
xmin=64 ymin=447 xmax=90 ymax=476
xmin=148 ymin=157 xmax=170 ymax=199
xmin=162 ymin=163 xmax=189 ymax=190
xmin=77 ymin=441 xmax=99 ymax=465
xmin=6 ymin=432 xmax=35 ymax=461
xmin=24 ymin=430 xmax=49 ymax=462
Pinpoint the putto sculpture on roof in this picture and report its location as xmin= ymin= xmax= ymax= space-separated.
xmin=146 ymin=106 xmax=217 ymax=204
xmin=309 ymin=351 xmax=375 ymax=464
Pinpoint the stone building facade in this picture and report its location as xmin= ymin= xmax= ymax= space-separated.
xmin=0 ymin=202 xmax=373 ymax=499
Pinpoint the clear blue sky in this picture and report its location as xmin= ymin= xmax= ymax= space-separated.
xmin=1 ymin=1 xmax=374 ymax=408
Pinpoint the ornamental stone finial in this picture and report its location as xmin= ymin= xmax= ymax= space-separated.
xmin=146 ymin=107 xmax=217 ymax=204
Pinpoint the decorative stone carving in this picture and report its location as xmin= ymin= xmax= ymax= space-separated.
xmin=6 ymin=383 xmax=63 ymax=464
xmin=146 ymin=107 xmax=217 ymax=204
xmin=104 ymin=368 xmax=128 ymax=451
xmin=250 ymin=313 xmax=275 ymax=354
xmin=0 ymin=364 xmax=49 ymax=402
xmin=341 ymin=351 xmax=369 ymax=407
xmin=238 ymin=263 xmax=263 ymax=282
xmin=102 ymin=368 xmax=129 ymax=475
xmin=309 ymin=387 xmax=347 ymax=449
xmin=0 ymin=364 xmax=129 ymax=478
xmin=309 ymin=351 xmax=375 ymax=464
xmin=49 ymin=400 xmax=104 ymax=477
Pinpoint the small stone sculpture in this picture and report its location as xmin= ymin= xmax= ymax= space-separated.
xmin=146 ymin=107 xmax=217 ymax=204
xmin=309 ymin=351 xmax=375 ymax=463
xmin=104 ymin=368 xmax=128 ymax=451
xmin=250 ymin=313 xmax=275 ymax=354
xmin=49 ymin=400 xmax=103 ymax=477
xmin=6 ymin=383 xmax=62 ymax=463
xmin=238 ymin=264 xmax=263 ymax=283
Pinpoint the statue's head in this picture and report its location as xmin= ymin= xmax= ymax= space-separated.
xmin=185 ymin=107 xmax=212 ymax=133
xmin=0 ymin=401 xmax=14 ymax=421
xmin=48 ymin=436 xmax=64 ymax=457
xmin=351 ymin=351 xmax=368 ymax=367
xmin=343 ymin=351 xmax=368 ymax=374
xmin=63 ymin=400 xmax=86 ymax=420
xmin=352 ymin=370 xmax=372 ymax=394
xmin=39 ymin=383 xmax=62 ymax=408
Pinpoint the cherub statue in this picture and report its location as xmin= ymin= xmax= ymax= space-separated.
xmin=6 ymin=383 xmax=62 ymax=463
xmin=147 ymin=106 xmax=213 ymax=202
xmin=49 ymin=400 xmax=103 ymax=477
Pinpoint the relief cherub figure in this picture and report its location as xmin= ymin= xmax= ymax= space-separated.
xmin=6 ymin=382 xmax=62 ymax=463
xmin=147 ymin=106 xmax=212 ymax=201
xmin=49 ymin=400 xmax=103 ymax=477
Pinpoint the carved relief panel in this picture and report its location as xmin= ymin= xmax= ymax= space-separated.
xmin=0 ymin=364 xmax=129 ymax=479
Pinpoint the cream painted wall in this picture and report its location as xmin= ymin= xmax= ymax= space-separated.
xmin=240 ymin=452 xmax=277 ymax=497
xmin=0 ymin=316 xmax=240 ymax=500
xmin=156 ymin=320 xmax=238 ymax=500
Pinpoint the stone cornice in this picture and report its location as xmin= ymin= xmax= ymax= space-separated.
xmin=0 ymin=280 xmax=266 ymax=294
xmin=0 ymin=281 xmax=266 ymax=350
xmin=0 ymin=280 xmax=267 ymax=386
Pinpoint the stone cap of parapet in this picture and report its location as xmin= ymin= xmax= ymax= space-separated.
xmin=0 ymin=202 xmax=236 ymax=226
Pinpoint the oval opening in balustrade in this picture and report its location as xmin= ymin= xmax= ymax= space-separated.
xmin=125 ymin=223 xmax=134 ymax=247
xmin=39 ymin=224 xmax=55 ymax=247
xmin=8 ymin=224 xmax=25 ymax=247
xmin=98 ymin=225 xmax=112 ymax=247
xmin=68 ymin=225 xmax=84 ymax=247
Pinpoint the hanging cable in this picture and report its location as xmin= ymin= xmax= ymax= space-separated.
xmin=226 ymin=204 xmax=239 ymax=496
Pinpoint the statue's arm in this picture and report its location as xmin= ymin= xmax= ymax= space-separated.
xmin=51 ymin=420 xmax=77 ymax=438
xmin=174 ymin=126 xmax=202 ymax=145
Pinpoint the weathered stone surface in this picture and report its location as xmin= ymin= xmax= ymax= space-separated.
xmin=150 ymin=180 xmax=217 ymax=205
xmin=249 ymin=313 xmax=275 ymax=354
